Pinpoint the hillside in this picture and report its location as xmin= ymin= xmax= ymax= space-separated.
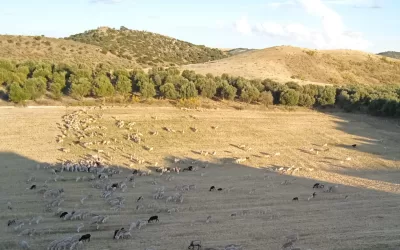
xmin=66 ymin=26 xmax=227 ymax=67
xmin=183 ymin=46 xmax=400 ymax=85
xmin=225 ymin=48 xmax=255 ymax=56
xmin=378 ymin=51 xmax=400 ymax=59
xmin=0 ymin=35 xmax=136 ymax=68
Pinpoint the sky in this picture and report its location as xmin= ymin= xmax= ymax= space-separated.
xmin=0 ymin=0 xmax=399 ymax=53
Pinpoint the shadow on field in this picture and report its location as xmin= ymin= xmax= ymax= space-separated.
xmin=1 ymin=151 xmax=400 ymax=250
xmin=321 ymin=111 xmax=400 ymax=161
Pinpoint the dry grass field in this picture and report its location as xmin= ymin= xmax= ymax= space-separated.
xmin=0 ymin=105 xmax=399 ymax=250
xmin=183 ymin=46 xmax=400 ymax=85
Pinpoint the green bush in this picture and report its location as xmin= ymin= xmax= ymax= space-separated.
xmin=70 ymin=77 xmax=92 ymax=99
xmin=285 ymin=81 xmax=303 ymax=92
xmin=115 ymin=75 xmax=132 ymax=95
xmin=24 ymin=77 xmax=47 ymax=100
xmin=92 ymin=75 xmax=114 ymax=97
xmin=219 ymin=82 xmax=237 ymax=100
xmin=160 ymin=82 xmax=178 ymax=99
xmin=298 ymin=93 xmax=315 ymax=107
xmin=317 ymin=86 xmax=336 ymax=106
xmin=181 ymin=70 xmax=197 ymax=82
xmin=259 ymin=91 xmax=274 ymax=106
xmin=50 ymin=71 xmax=67 ymax=98
xmin=240 ymin=85 xmax=260 ymax=103
xmin=180 ymin=82 xmax=198 ymax=99
xmin=197 ymin=78 xmax=217 ymax=98
xmin=8 ymin=83 xmax=30 ymax=103
xmin=280 ymin=89 xmax=300 ymax=106
xmin=139 ymin=81 xmax=156 ymax=99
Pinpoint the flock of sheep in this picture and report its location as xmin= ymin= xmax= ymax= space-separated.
xmin=5 ymin=106 xmax=347 ymax=250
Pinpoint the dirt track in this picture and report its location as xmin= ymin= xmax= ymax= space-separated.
xmin=0 ymin=106 xmax=399 ymax=250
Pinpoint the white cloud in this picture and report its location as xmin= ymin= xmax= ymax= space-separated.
xmin=235 ymin=17 xmax=252 ymax=35
xmin=267 ymin=0 xmax=382 ymax=8
xmin=235 ymin=0 xmax=372 ymax=50
xmin=90 ymin=0 xmax=124 ymax=4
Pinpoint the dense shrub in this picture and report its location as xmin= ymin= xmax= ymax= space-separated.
xmin=259 ymin=91 xmax=274 ymax=106
xmin=92 ymin=75 xmax=114 ymax=97
xmin=70 ymin=77 xmax=92 ymax=99
xmin=298 ymin=94 xmax=315 ymax=107
xmin=219 ymin=82 xmax=237 ymax=100
xmin=240 ymin=85 xmax=260 ymax=103
xmin=8 ymin=83 xmax=30 ymax=103
xmin=139 ymin=81 xmax=156 ymax=98
xmin=160 ymin=82 xmax=178 ymax=99
xmin=114 ymin=75 xmax=131 ymax=95
xmin=197 ymin=78 xmax=217 ymax=98
xmin=50 ymin=71 xmax=67 ymax=98
xmin=24 ymin=77 xmax=47 ymax=100
xmin=317 ymin=86 xmax=336 ymax=106
xmin=280 ymin=89 xmax=300 ymax=106
xmin=180 ymin=82 xmax=198 ymax=99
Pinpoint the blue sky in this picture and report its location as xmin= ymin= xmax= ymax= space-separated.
xmin=0 ymin=0 xmax=399 ymax=53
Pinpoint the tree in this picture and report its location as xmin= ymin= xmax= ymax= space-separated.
xmin=92 ymin=75 xmax=114 ymax=97
xmin=298 ymin=94 xmax=315 ymax=107
xmin=196 ymin=78 xmax=217 ymax=98
xmin=24 ymin=77 xmax=47 ymax=100
xmin=382 ymin=100 xmax=398 ymax=116
xmin=285 ymin=81 xmax=303 ymax=92
xmin=181 ymin=70 xmax=197 ymax=82
xmin=70 ymin=77 xmax=92 ymax=99
xmin=240 ymin=85 xmax=260 ymax=103
xmin=139 ymin=81 xmax=156 ymax=99
xmin=259 ymin=91 xmax=274 ymax=106
xmin=115 ymin=75 xmax=132 ymax=95
xmin=180 ymin=82 xmax=198 ymax=99
xmin=160 ymin=82 xmax=178 ymax=99
xmin=280 ymin=89 xmax=300 ymax=106
xmin=50 ymin=71 xmax=67 ymax=98
xmin=32 ymin=68 xmax=52 ymax=79
xmin=251 ymin=79 xmax=265 ymax=92
xmin=8 ymin=83 xmax=30 ymax=103
xmin=219 ymin=82 xmax=237 ymax=100
xmin=317 ymin=86 xmax=336 ymax=106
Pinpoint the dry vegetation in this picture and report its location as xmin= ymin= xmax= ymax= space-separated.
xmin=378 ymin=51 xmax=400 ymax=60
xmin=1 ymin=105 xmax=400 ymax=250
xmin=67 ymin=27 xmax=227 ymax=67
xmin=0 ymin=35 xmax=136 ymax=69
xmin=183 ymin=46 xmax=400 ymax=85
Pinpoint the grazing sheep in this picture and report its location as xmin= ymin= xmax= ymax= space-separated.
xmin=206 ymin=215 xmax=211 ymax=223
xmin=148 ymin=215 xmax=159 ymax=223
xmin=7 ymin=201 xmax=12 ymax=210
xmin=8 ymin=219 xmax=16 ymax=227
xmin=28 ymin=185 xmax=36 ymax=190
xmin=76 ymin=223 xmax=84 ymax=233
xmin=59 ymin=212 xmax=68 ymax=218
xmin=19 ymin=240 xmax=30 ymax=249
xmin=188 ymin=240 xmax=201 ymax=250
xmin=137 ymin=196 xmax=143 ymax=202
xmin=292 ymin=197 xmax=299 ymax=201
xmin=209 ymin=186 xmax=215 ymax=191
xmin=78 ymin=234 xmax=91 ymax=242
xmin=352 ymin=144 xmax=357 ymax=148
xmin=217 ymin=188 xmax=223 ymax=191
xmin=313 ymin=183 xmax=324 ymax=189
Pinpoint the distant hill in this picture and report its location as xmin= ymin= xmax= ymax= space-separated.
xmin=0 ymin=35 xmax=136 ymax=68
xmin=377 ymin=51 xmax=400 ymax=59
xmin=183 ymin=46 xmax=400 ymax=85
xmin=66 ymin=26 xmax=227 ymax=67
xmin=225 ymin=48 xmax=255 ymax=56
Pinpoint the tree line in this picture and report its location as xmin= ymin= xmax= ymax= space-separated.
xmin=0 ymin=59 xmax=400 ymax=117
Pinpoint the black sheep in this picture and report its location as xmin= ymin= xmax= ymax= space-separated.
xmin=292 ymin=197 xmax=299 ymax=201
xmin=188 ymin=240 xmax=201 ymax=250
xmin=148 ymin=215 xmax=159 ymax=223
xmin=312 ymin=192 xmax=317 ymax=198
xmin=7 ymin=219 xmax=16 ymax=227
xmin=217 ymin=188 xmax=223 ymax=191
xmin=137 ymin=196 xmax=143 ymax=202
xmin=352 ymin=144 xmax=357 ymax=148
xmin=79 ymin=234 xmax=91 ymax=242
xmin=29 ymin=184 xmax=36 ymax=190
xmin=111 ymin=183 xmax=118 ymax=188
xmin=209 ymin=186 xmax=215 ymax=191
xmin=113 ymin=229 xmax=120 ymax=239
xmin=59 ymin=212 xmax=68 ymax=218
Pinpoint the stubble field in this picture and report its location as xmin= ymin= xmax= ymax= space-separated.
xmin=0 ymin=105 xmax=399 ymax=250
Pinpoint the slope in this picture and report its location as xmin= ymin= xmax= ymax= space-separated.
xmin=183 ymin=46 xmax=400 ymax=85
xmin=378 ymin=51 xmax=400 ymax=60
xmin=66 ymin=26 xmax=227 ymax=67
xmin=0 ymin=35 xmax=136 ymax=69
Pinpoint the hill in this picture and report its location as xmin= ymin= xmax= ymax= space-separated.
xmin=183 ymin=46 xmax=400 ymax=85
xmin=225 ymin=48 xmax=255 ymax=56
xmin=378 ymin=51 xmax=400 ymax=59
xmin=0 ymin=35 xmax=136 ymax=68
xmin=66 ymin=26 xmax=227 ymax=67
